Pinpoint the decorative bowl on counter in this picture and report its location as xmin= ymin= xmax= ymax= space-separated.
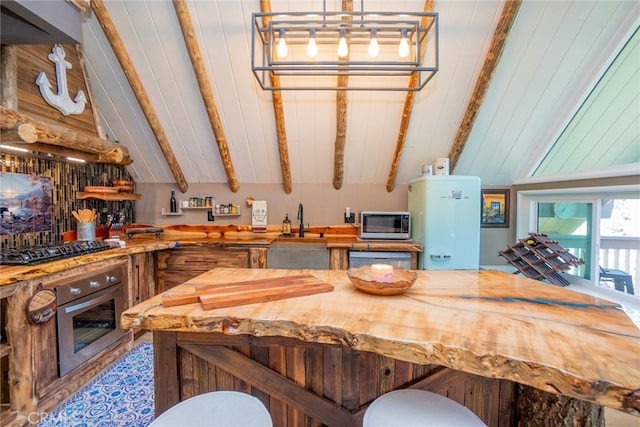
xmin=347 ymin=265 xmax=418 ymax=296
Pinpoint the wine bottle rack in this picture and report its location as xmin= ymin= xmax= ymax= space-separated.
xmin=498 ymin=232 xmax=584 ymax=287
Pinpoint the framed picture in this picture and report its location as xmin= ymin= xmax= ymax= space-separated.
xmin=481 ymin=189 xmax=509 ymax=228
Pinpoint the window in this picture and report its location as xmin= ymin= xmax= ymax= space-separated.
xmin=537 ymin=202 xmax=593 ymax=280
xmin=517 ymin=185 xmax=639 ymax=306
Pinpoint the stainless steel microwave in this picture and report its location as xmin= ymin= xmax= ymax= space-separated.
xmin=359 ymin=211 xmax=411 ymax=240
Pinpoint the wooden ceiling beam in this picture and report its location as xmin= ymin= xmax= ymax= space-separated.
xmin=91 ymin=0 xmax=189 ymax=193
xmin=332 ymin=0 xmax=353 ymax=190
xmin=261 ymin=0 xmax=292 ymax=194
xmin=172 ymin=0 xmax=239 ymax=193
xmin=386 ymin=0 xmax=434 ymax=192
xmin=0 ymin=141 xmax=129 ymax=165
xmin=449 ymin=0 xmax=522 ymax=172
xmin=0 ymin=105 xmax=130 ymax=165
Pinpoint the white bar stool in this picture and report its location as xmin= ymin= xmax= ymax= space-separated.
xmin=149 ymin=391 xmax=273 ymax=427
xmin=363 ymin=389 xmax=486 ymax=427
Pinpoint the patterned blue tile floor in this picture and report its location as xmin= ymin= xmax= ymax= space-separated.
xmin=38 ymin=342 xmax=154 ymax=427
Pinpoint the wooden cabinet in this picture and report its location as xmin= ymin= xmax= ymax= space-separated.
xmin=1 ymin=284 xmax=20 ymax=426
xmin=1 ymin=259 xmax=134 ymax=426
xmin=128 ymin=252 xmax=154 ymax=338
xmin=155 ymin=245 xmax=267 ymax=293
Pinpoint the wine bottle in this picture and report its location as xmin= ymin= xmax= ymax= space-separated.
xmin=170 ymin=189 xmax=177 ymax=213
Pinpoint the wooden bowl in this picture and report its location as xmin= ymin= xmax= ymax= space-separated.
xmin=347 ymin=265 xmax=418 ymax=296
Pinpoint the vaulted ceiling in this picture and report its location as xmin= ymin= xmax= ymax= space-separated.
xmin=7 ymin=1 xmax=640 ymax=193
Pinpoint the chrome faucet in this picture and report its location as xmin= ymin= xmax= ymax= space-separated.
xmin=297 ymin=203 xmax=304 ymax=237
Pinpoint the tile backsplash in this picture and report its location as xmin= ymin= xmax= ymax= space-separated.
xmin=1 ymin=152 xmax=135 ymax=249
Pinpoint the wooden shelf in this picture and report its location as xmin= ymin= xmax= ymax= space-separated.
xmin=78 ymin=192 xmax=141 ymax=201
xmin=161 ymin=208 xmax=183 ymax=216
xmin=184 ymin=206 xmax=241 ymax=215
xmin=161 ymin=207 xmax=240 ymax=217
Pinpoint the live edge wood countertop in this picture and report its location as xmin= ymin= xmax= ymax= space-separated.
xmin=0 ymin=225 xmax=422 ymax=287
xmin=121 ymin=267 xmax=640 ymax=415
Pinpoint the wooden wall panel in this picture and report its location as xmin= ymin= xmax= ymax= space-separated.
xmin=169 ymin=334 xmax=515 ymax=427
xmin=16 ymin=45 xmax=98 ymax=137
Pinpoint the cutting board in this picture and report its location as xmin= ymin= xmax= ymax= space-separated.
xmin=162 ymin=274 xmax=334 ymax=310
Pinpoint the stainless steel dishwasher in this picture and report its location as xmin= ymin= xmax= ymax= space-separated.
xmin=348 ymin=251 xmax=412 ymax=269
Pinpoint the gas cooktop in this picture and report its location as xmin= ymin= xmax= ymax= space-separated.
xmin=0 ymin=240 xmax=111 ymax=265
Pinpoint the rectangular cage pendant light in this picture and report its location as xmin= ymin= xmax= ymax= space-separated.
xmin=251 ymin=9 xmax=439 ymax=91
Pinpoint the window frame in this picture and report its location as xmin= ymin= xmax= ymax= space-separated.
xmin=516 ymin=184 xmax=640 ymax=308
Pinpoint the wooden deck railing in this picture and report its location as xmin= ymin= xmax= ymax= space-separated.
xmin=599 ymin=236 xmax=639 ymax=296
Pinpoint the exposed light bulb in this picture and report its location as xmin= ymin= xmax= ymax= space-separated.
xmin=277 ymin=29 xmax=288 ymax=58
xmin=66 ymin=157 xmax=86 ymax=163
xmin=307 ymin=29 xmax=318 ymax=58
xmin=337 ymin=29 xmax=348 ymax=58
xmin=368 ymin=29 xmax=379 ymax=58
xmin=0 ymin=144 xmax=29 ymax=153
xmin=398 ymin=29 xmax=409 ymax=58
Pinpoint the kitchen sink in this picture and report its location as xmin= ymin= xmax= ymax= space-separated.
xmin=267 ymin=241 xmax=329 ymax=270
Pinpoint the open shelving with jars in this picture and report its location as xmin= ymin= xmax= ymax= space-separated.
xmin=161 ymin=206 xmax=241 ymax=217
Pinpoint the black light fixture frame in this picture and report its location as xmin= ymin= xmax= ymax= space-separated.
xmin=251 ymin=9 xmax=439 ymax=91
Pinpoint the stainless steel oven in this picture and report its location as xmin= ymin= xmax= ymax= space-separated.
xmin=55 ymin=262 xmax=129 ymax=377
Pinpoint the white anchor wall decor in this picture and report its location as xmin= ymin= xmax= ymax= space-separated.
xmin=36 ymin=45 xmax=87 ymax=116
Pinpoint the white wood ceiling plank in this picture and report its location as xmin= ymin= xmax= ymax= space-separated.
xmin=539 ymin=69 xmax=639 ymax=176
xmin=524 ymin=1 xmax=640 ymax=180
xmin=604 ymin=122 xmax=640 ymax=167
xmin=478 ymin=1 xmax=578 ymax=163
xmin=112 ymin=0 xmax=223 ymax=183
xmin=201 ymin=1 xmax=261 ymax=182
xmin=452 ymin=1 xmax=549 ymax=178
xmin=76 ymin=0 xmax=639 ymax=188
xmin=82 ymin=12 xmax=175 ymax=183
xmin=406 ymin=1 xmax=502 ymax=180
xmin=524 ymin=3 xmax=640 ymax=179
xmin=458 ymin=1 xmax=638 ymax=184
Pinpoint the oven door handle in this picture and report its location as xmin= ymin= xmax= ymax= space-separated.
xmin=60 ymin=283 xmax=121 ymax=315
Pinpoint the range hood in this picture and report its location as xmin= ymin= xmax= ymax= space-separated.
xmin=1 ymin=0 xmax=82 ymax=44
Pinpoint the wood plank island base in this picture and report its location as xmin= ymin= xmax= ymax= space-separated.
xmin=121 ymin=268 xmax=640 ymax=426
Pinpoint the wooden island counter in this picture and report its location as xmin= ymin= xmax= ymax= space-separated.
xmin=121 ymin=268 xmax=639 ymax=426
